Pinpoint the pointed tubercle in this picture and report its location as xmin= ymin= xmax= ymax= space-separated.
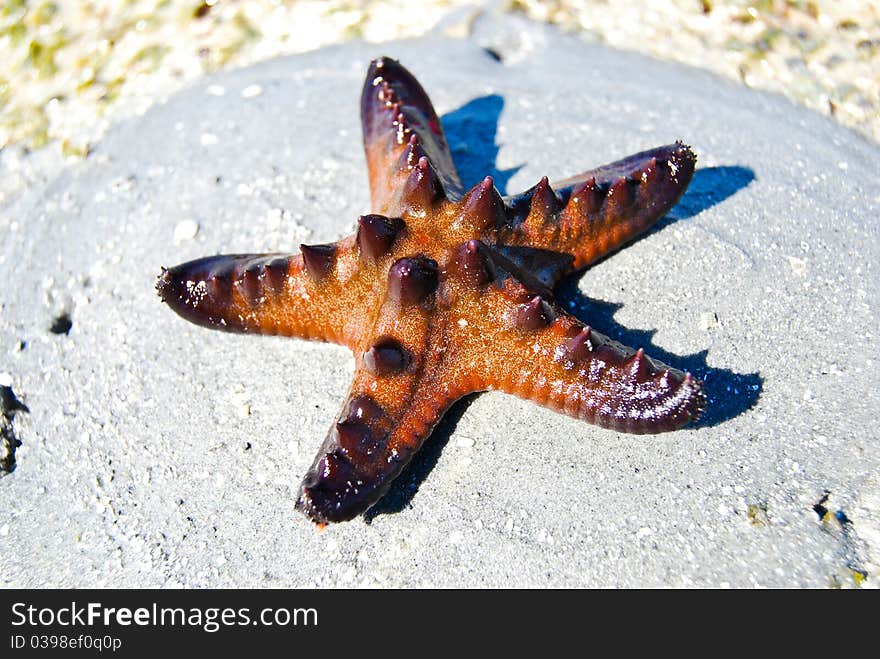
xmin=512 ymin=294 xmax=555 ymax=331
xmin=448 ymin=239 xmax=497 ymax=286
xmin=556 ymin=325 xmax=593 ymax=366
xmin=346 ymin=395 xmax=384 ymax=424
xmin=526 ymin=176 xmax=561 ymax=227
xmin=300 ymin=243 xmax=337 ymax=282
xmin=402 ymin=156 xmax=442 ymax=212
xmin=388 ymin=256 xmax=439 ymax=306
xmin=262 ymin=256 xmax=289 ymax=292
xmin=459 ymin=175 xmax=505 ymax=231
xmin=625 ymin=348 xmax=654 ymax=384
xmin=357 ymin=214 xmax=405 ymax=262
xmin=567 ymin=177 xmax=605 ymax=218
xmin=363 ymin=336 xmax=411 ymax=376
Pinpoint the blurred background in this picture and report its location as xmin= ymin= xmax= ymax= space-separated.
xmin=1 ymin=0 xmax=878 ymax=159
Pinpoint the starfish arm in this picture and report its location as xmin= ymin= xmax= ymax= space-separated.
xmin=296 ymin=251 xmax=476 ymax=523
xmin=499 ymin=142 xmax=696 ymax=270
xmin=294 ymin=370 xmax=468 ymax=524
xmin=156 ymin=238 xmax=370 ymax=347
xmin=454 ymin=279 xmax=706 ymax=434
xmin=361 ymin=57 xmax=463 ymax=214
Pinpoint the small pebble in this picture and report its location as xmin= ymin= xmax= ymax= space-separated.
xmin=699 ymin=311 xmax=718 ymax=331
xmin=747 ymin=504 xmax=770 ymax=527
xmin=241 ymin=84 xmax=263 ymax=98
xmin=455 ymin=435 xmax=475 ymax=448
xmin=173 ymin=220 xmax=199 ymax=244
xmin=786 ymin=255 xmax=807 ymax=277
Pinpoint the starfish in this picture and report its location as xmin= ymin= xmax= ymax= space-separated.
xmin=157 ymin=57 xmax=706 ymax=525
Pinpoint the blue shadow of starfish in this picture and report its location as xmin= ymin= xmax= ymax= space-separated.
xmin=442 ymin=95 xmax=520 ymax=194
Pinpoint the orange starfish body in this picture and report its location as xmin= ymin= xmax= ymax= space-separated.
xmin=158 ymin=58 xmax=705 ymax=524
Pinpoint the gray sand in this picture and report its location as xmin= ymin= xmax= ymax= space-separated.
xmin=1 ymin=14 xmax=878 ymax=587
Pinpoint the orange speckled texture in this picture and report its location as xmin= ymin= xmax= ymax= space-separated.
xmin=157 ymin=57 xmax=705 ymax=524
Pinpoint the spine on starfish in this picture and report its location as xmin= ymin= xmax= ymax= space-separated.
xmin=522 ymin=176 xmax=563 ymax=233
xmin=395 ymin=134 xmax=424 ymax=172
xmin=363 ymin=336 xmax=412 ymax=376
xmin=446 ymin=239 xmax=498 ymax=286
xmin=509 ymin=293 xmax=556 ymax=331
xmin=388 ymin=256 xmax=440 ymax=306
xmin=499 ymin=142 xmax=697 ymax=270
xmin=300 ymin=243 xmax=337 ymax=282
xmin=357 ymin=214 xmax=406 ymax=262
xmin=400 ymin=155 xmax=444 ymax=215
xmin=454 ymin=175 xmax=506 ymax=233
